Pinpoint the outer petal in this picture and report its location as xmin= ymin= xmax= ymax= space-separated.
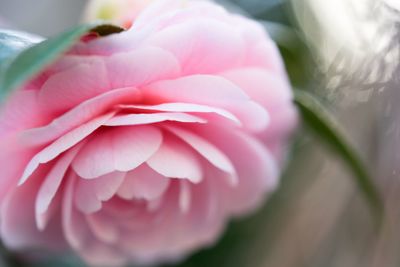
xmin=1 ymin=165 xmax=66 ymax=250
xmin=19 ymin=112 xmax=115 ymax=185
xmin=21 ymin=87 xmax=142 ymax=146
xmin=143 ymin=75 xmax=269 ymax=132
xmin=144 ymin=18 xmax=244 ymax=74
xmin=0 ymin=90 xmax=46 ymax=136
xmin=39 ymin=57 xmax=110 ymax=114
xmin=35 ymin=145 xmax=83 ymax=230
xmin=192 ymin=124 xmax=278 ymax=216
xmin=105 ymin=47 xmax=181 ymax=88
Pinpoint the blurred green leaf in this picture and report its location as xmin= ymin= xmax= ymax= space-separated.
xmin=293 ymin=89 xmax=383 ymax=219
xmin=0 ymin=30 xmax=43 ymax=64
xmin=0 ymin=24 xmax=93 ymax=98
xmin=0 ymin=23 xmax=125 ymax=100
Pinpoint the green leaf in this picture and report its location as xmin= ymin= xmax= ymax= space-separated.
xmin=293 ymin=89 xmax=383 ymax=219
xmin=0 ymin=30 xmax=43 ymax=64
xmin=0 ymin=23 xmax=116 ymax=99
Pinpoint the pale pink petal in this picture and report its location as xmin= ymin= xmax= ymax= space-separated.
xmin=118 ymin=102 xmax=240 ymax=125
xmin=221 ymin=67 xmax=292 ymax=108
xmin=143 ymin=75 xmax=269 ymax=132
xmin=117 ymin=164 xmax=170 ymax=200
xmin=105 ymin=47 xmax=181 ymax=88
xmin=244 ymin=41 xmax=286 ymax=72
xmin=86 ymin=213 xmax=119 ymax=244
xmin=72 ymin=126 xmax=162 ymax=179
xmin=35 ymin=145 xmax=82 ymax=230
xmin=134 ymin=0 xmax=229 ymax=30
xmin=39 ymin=58 xmax=110 ymax=113
xmin=74 ymin=178 xmax=102 ymax=214
xmin=0 ymin=90 xmax=46 ymax=136
xmin=0 ymin=136 xmax=36 ymax=203
xmin=93 ymin=172 xmax=126 ymax=201
xmin=35 ymin=188 xmax=62 ymax=233
xmin=62 ymin=173 xmax=91 ymax=249
xmin=104 ymin=112 xmax=206 ymax=126
xmin=165 ymin=125 xmax=236 ymax=183
xmin=221 ymin=67 xmax=298 ymax=159
xmin=80 ymin=242 xmax=126 ymax=267
xmin=21 ymin=87 xmax=142 ymax=146
xmin=1 ymin=166 xmax=66 ymax=250
xmin=179 ymin=180 xmax=191 ymax=214
xmin=144 ymin=18 xmax=244 ymax=74
xmin=19 ymin=112 xmax=115 ymax=185
xmin=147 ymin=133 xmax=203 ymax=183
xmin=193 ymin=124 xmax=278 ymax=215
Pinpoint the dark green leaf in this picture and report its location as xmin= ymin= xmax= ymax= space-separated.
xmin=0 ymin=24 xmax=99 ymax=99
xmin=293 ymin=89 xmax=383 ymax=219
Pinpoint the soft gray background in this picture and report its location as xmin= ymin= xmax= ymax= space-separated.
xmin=0 ymin=0 xmax=86 ymax=36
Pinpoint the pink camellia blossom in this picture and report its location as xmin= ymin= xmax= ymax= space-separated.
xmin=0 ymin=0 xmax=297 ymax=266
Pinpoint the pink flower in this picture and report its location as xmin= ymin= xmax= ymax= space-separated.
xmin=0 ymin=0 xmax=297 ymax=266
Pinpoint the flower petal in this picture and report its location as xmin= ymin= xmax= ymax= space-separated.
xmin=143 ymin=75 xmax=269 ymax=132
xmin=35 ymin=145 xmax=82 ymax=230
xmin=72 ymin=126 xmax=162 ymax=179
xmin=117 ymin=164 xmax=170 ymax=201
xmin=21 ymin=87 xmax=142 ymax=146
xmin=105 ymin=47 xmax=181 ymax=88
xmin=147 ymin=133 xmax=203 ymax=183
xmin=165 ymin=125 xmax=236 ymax=183
xmin=18 ymin=112 xmax=115 ymax=185
xmin=39 ymin=57 xmax=110 ymax=113
xmin=104 ymin=112 xmax=206 ymax=127
xmin=119 ymin=102 xmax=240 ymax=125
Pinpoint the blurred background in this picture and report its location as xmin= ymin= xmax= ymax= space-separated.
xmin=0 ymin=0 xmax=399 ymax=267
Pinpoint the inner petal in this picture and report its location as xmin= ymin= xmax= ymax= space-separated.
xmin=72 ymin=125 xmax=163 ymax=179
xmin=147 ymin=132 xmax=203 ymax=183
xmin=117 ymin=164 xmax=170 ymax=201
